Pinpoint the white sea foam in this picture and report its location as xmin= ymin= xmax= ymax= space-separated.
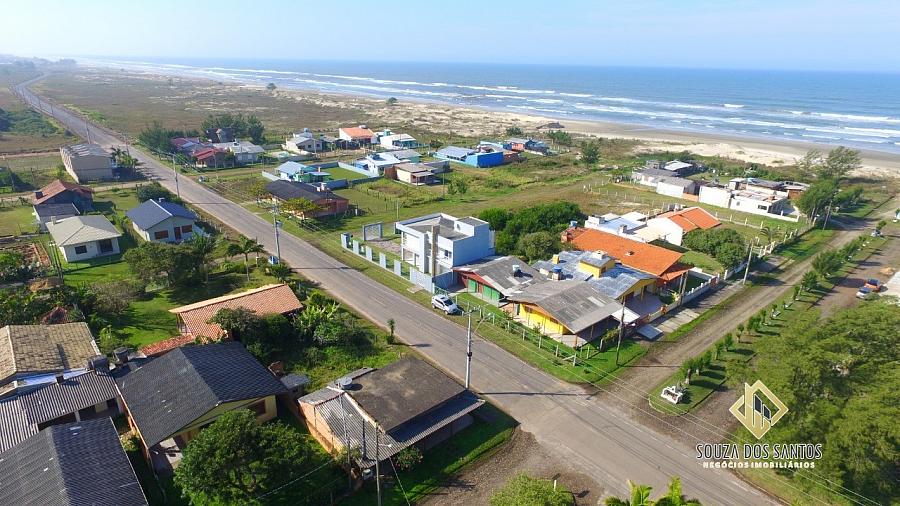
xmin=723 ymin=103 xmax=744 ymax=108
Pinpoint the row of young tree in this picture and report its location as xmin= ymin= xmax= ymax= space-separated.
xmin=137 ymin=112 xmax=266 ymax=153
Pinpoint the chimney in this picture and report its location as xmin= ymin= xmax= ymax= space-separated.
xmin=618 ymin=224 xmax=627 ymax=235
xmin=512 ymin=264 xmax=521 ymax=276
xmin=55 ymin=372 xmax=65 ymax=384
xmin=87 ymin=355 xmax=109 ymax=373
xmin=51 ymin=216 xmax=58 ymax=225
xmin=551 ymin=254 xmax=559 ymax=264
xmin=34 ymin=190 xmax=43 ymax=199
xmin=551 ymin=266 xmax=563 ymax=281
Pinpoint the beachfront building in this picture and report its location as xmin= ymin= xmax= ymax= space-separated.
xmin=59 ymin=144 xmax=115 ymax=183
xmin=646 ymin=207 xmax=721 ymax=246
xmin=696 ymin=179 xmax=795 ymax=218
xmin=338 ymin=125 xmax=376 ymax=146
xmin=435 ymin=145 xmax=504 ymax=168
xmin=284 ymin=129 xmax=323 ymax=153
xmin=505 ymin=137 xmax=548 ymax=154
xmin=644 ymin=159 xmax=703 ymax=177
xmin=395 ymin=213 xmax=494 ymax=275
xmin=655 ymin=175 xmax=699 ymax=198
xmin=376 ymin=129 xmax=421 ymax=149
xmin=387 ymin=162 xmax=439 ymax=186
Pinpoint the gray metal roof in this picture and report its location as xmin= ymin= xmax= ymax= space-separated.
xmin=0 ymin=418 xmax=148 ymax=506
xmin=657 ymin=176 xmax=696 ymax=188
xmin=33 ymin=203 xmax=80 ymax=220
xmin=45 ymin=215 xmax=121 ymax=246
xmin=62 ymin=143 xmax=109 ymax=157
xmin=454 ymin=256 xmax=540 ymax=296
xmin=0 ymin=371 xmax=119 ymax=452
xmin=125 ymin=199 xmax=197 ymax=230
xmin=588 ymin=265 xmax=655 ymax=300
xmin=116 ymin=342 xmax=287 ymax=447
xmin=388 ymin=149 xmax=421 ymax=160
xmin=350 ymin=358 xmax=466 ymax=433
xmin=507 ymin=280 xmax=623 ymax=333
xmin=300 ymin=360 xmax=482 ymax=468
xmin=436 ymin=146 xmax=473 ymax=159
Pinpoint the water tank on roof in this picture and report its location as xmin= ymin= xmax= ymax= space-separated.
xmin=337 ymin=376 xmax=353 ymax=390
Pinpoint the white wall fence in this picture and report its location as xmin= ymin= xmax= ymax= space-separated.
xmin=339 ymin=233 xmax=454 ymax=293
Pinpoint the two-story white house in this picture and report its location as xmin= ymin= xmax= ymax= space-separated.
xmin=126 ymin=199 xmax=198 ymax=243
xmin=395 ymin=213 xmax=494 ymax=275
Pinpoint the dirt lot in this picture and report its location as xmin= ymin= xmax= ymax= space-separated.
xmin=420 ymin=429 xmax=604 ymax=506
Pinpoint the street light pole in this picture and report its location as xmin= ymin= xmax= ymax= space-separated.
xmin=465 ymin=313 xmax=473 ymax=389
xmin=374 ymin=424 xmax=382 ymax=506
xmin=741 ymin=238 xmax=758 ymax=285
xmin=171 ymin=155 xmax=180 ymax=198
xmin=273 ymin=204 xmax=282 ymax=261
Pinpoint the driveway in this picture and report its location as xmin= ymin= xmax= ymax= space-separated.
xmin=17 ymin=77 xmax=778 ymax=505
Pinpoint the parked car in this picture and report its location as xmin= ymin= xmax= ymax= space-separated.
xmin=856 ymin=286 xmax=875 ymax=299
xmin=864 ymin=278 xmax=882 ymax=291
xmin=431 ymin=294 xmax=460 ymax=314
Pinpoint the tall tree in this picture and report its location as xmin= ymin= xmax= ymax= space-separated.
xmin=821 ymin=146 xmax=861 ymax=180
xmin=174 ymin=410 xmax=309 ymax=504
xmin=281 ymin=197 xmax=320 ymax=220
xmin=604 ymin=480 xmax=653 ymax=506
xmin=187 ymin=234 xmax=218 ymax=282
xmin=580 ymin=140 xmax=600 ymax=166
xmin=656 ymin=477 xmax=702 ymax=506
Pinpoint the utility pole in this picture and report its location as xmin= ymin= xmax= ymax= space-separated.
xmin=741 ymin=238 xmax=758 ymax=285
xmin=273 ymin=204 xmax=282 ymax=261
xmin=465 ymin=313 xmax=473 ymax=389
xmin=171 ymin=155 xmax=180 ymax=198
xmin=615 ymin=297 xmax=626 ymax=365
xmin=375 ymin=424 xmax=382 ymax=506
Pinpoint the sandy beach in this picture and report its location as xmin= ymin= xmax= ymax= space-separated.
xmin=264 ymin=84 xmax=900 ymax=178
xmin=72 ymin=64 xmax=900 ymax=178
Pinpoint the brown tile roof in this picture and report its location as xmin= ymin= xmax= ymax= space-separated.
xmin=139 ymin=335 xmax=196 ymax=357
xmin=0 ymin=323 xmax=98 ymax=385
xmin=340 ymin=126 xmax=375 ymax=139
xmin=666 ymin=214 xmax=699 ymax=233
xmin=169 ymin=284 xmax=302 ymax=340
xmin=564 ymin=228 xmax=684 ymax=278
xmin=33 ymin=180 xmax=93 ymax=205
xmin=659 ymin=207 xmax=721 ymax=231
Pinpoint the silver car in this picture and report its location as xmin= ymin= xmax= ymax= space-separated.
xmin=431 ymin=294 xmax=461 ymax=314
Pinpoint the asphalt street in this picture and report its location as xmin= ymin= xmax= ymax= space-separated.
xmin=16 ymin=78 xmax=780 ymax=504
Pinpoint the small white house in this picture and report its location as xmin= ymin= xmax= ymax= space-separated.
xmin=126 ymin=199 xmax=198 ymax=243
xmin=46 ymin=215 xmax=121 ymax=262
xmin=284 ymin=130 xmax=322 ymax=153
xmin=212 ymin=140 xmax=265 ymax=164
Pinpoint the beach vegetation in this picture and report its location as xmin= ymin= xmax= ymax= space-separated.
xmin=266 ymin=82 xmax=276 ymax=91
xmin=385 ymin=96 xmax=398 ymax=105
xmin=547 ymin=130 xmax=573 ymax=146
xmin=137 ymin=121 xmax=198 ymax=153
xmin=580 ymin=139 xmax=600 ymax=166
xmin=201 ymin=112 xmax=266 ymax=144
xmin=505 ymin=126 xmax=524 ymax=136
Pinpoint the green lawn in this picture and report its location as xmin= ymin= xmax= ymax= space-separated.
xmin=325 ymin=166 xmax=370 ymax=181
xmin=677 ymin=250 xmax=723 ymax=274
xmin=0 ymin=205 xmax=38 ymax=236
xmin=342 ymin=404 xmax=517 ymax=506
xmin=648 ymin=345 xmax=752 ymax=415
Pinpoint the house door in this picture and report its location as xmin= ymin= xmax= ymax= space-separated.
xmin=174 ymin=226 xmax=182 ymax=241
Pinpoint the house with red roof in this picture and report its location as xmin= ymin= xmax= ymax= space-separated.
xmin=561 ymin=227 xmax=691 ymax=289
xmin=645 ymin=207 xmax=721 ymax=246
xmin=169 ymin=284 xmax=302 ymax=341
xmin=192 ymin=147 xmax=229 ymax=168
xmin=338 ymin=125 xmax=376 ymax=146
xmin=32 ymin=180 xmax=94 ymax=212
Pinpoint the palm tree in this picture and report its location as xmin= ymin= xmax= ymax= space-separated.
xmin=656 ymin=477 xmax=702 ymax=506
xmin=758 ymin=226 xmax=773 ymax=247
xmin=188 ymin=234 xmax=218 ymax=282
xmin=605 ymin=480 xmax=653 ymax=506
xmin=227 ymin=236 xmax=265 ymax=281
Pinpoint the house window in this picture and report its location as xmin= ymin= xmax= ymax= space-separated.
xmin=181 ymin=225 xmax=193 ymax=233
xmin=757 ymin=205 xmax=768 ymax=210
xmin=248 ymin=399 xmax=267 ymax=416
xmin=98 ymin=239 xmax=113 ymax=253
xmin=154 ymin=230 xmax=169 ymax=240
xmin=74 ymin=245 xmax=88 ymax=255
xmin=442 ymin=249 xmax=452 ymax=259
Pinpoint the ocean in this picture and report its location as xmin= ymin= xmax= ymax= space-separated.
xmin=83 ymin=57 xmax=900 ymax=154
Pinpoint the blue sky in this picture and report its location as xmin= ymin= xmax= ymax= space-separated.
xmin=4 ymin=0 xmax=899 ymax=71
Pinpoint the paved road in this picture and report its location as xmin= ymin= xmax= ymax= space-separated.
xmin=17 ymin=79 xmax=778 ymax=504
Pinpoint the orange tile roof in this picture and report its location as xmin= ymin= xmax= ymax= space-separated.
xmin=659 ymin=207 xmax=721 ymax=231
xmin=139 ymin=335 xmax=195 ymax=357
xmin=340 ymin=126 xmax=375 ymax=139
xmin=33 ymin=180 xmax=93 ymax=205
xmin=169 ymin=284 xmax=302 ymax=340
xmin=667 ymin=214 xmax=698 ymax=233
xmin=564 ymin=228 xmax=684 ymax=278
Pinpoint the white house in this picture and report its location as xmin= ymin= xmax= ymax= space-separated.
xmin=284 ymin=130 xmax=322 ymax=153
xmin=212 ymin=140 xmax=265 ymax=164
xmin=656 ymin=176 xmax=698 ymax=198
xmin=698 ymin=184 xmax=733 ymax=209
xmin=126 ymin=199 xmax=198 ymax=243
xmin=46 ymin=215 xmax=121 ymax=262
xmin=338 ymin=126 xmax=376 ymax=145
xmin=633 ymin=168 xmax=673 ymax=187
xmin=395 ymin=213 xmax=494 ymax=275
xmin=377 ymin=130 xmax=420 ymax=149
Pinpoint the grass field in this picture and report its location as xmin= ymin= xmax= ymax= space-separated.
xmin=0 ymin=153 xmax=67 ymax=191
xmin=0 ymin=65 xmax=75 ymax=154
xmin=0 ymin=205 xmax=37 ymax=236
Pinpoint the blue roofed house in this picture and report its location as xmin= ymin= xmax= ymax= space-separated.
xmin=435 ymin=145 xmax=504 ymax=168
xmin=395 ymin=213 xmax=494 ymax=275
xmin=277 ymin=161 xmax=310 ymax=181
xmin=354 ymin=151 xmax=407 ymax=176
xmin=126 ymin=199 xmax=198 ymax=243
